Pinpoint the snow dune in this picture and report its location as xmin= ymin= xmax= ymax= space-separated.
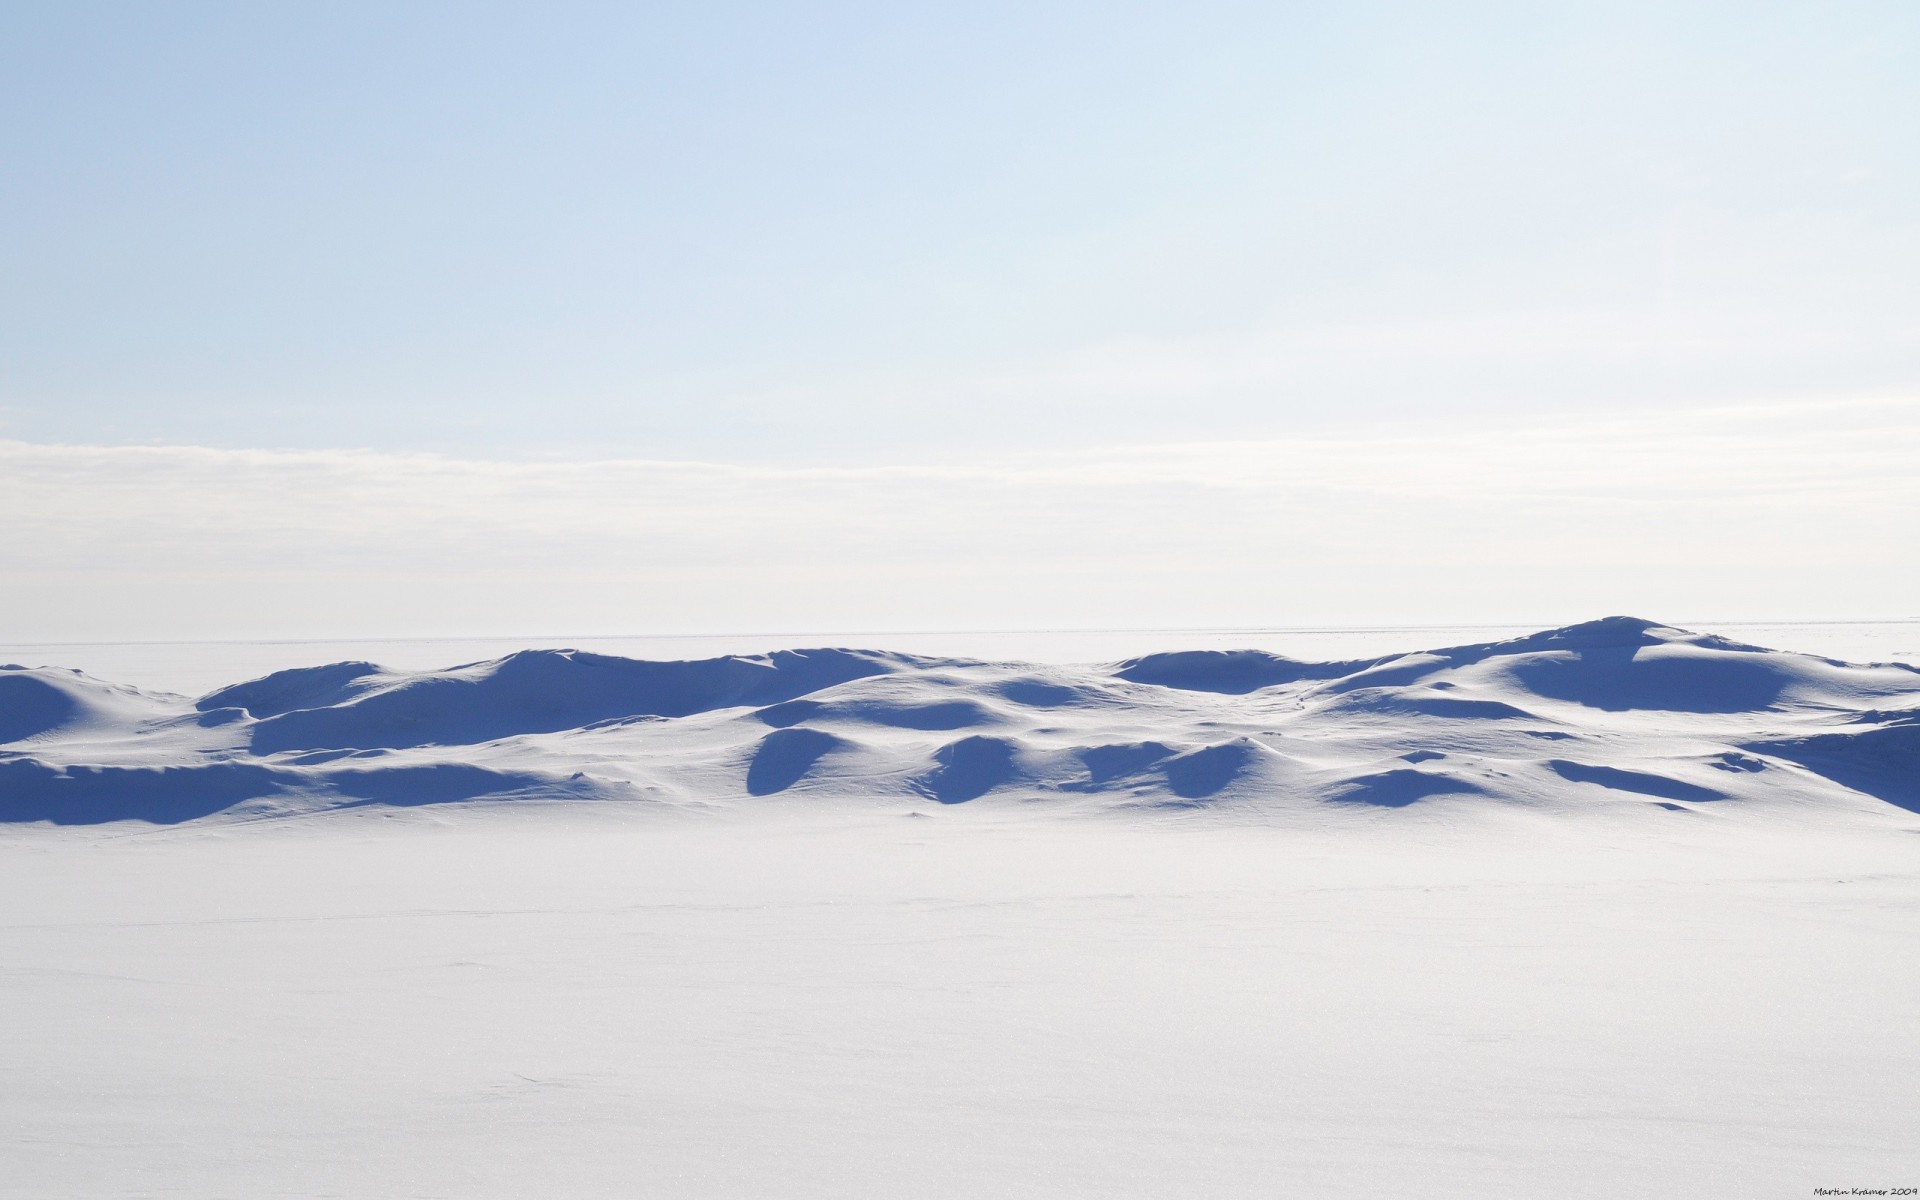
xmin=4 ymin=618 xmax=1918 ymax=1197
xmin=3 ymin=616 xmax=1916 ymax=825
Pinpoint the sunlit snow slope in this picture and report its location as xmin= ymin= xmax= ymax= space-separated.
xmin=4 ymin=617 xmax=1916 ymax=825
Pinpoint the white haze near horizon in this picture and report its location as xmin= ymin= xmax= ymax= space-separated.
xmin=7 ymin=11 xmax=1920 ymax=1196
xmin=4 ymin=397 xmax=1916 ymax=643
xmin=1 ymin=2 xmax=1916 ymax=641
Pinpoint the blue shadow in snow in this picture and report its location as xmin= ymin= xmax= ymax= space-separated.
xmin=913 ymin=736 xmax=1017 ymax=804
xmin=758 ymin=696 xmax=993 ymax=731
xmin=247 ymin=649 xmax=902 ymax=753
xmin=1508 ymin=646 xmax=1787 ymax=713
xmin=1324 ymin=769 xmax=1482 ymax=808
xmin=0 ymin=757 xmax=575 ymax=824
xmin=0 ymin=673 xmax=81 ymax=745
xmin=745 ymin=728 xmax=847 ymax=796
xmin=0 ymin=759 xmax=298 ymax=824
xmin=1114 ymin=650 xmax=1362 ymax=695
xmin=1749 ymin=715 xmax=1920 ymax=812
xmin=1073 ymin=742 xmax=1177 ymax=788
xmin=1545 ymin=760 xmax=1726 ymax=803
xmin=1163 ymin=742 xmax=1253 ymax=799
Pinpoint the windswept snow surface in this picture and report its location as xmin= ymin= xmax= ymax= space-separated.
xmin=2 ymin=618 xmax=1917 ymax=1196
xmin=4 ymin=617 xmax=1917 ymax=823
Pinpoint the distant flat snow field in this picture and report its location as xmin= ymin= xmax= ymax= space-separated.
xmin=1 ymin=618 xmax=1916 ymax=1197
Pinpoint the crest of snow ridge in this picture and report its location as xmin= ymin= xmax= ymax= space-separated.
xmin=2 ymin=618 xmax=1916 ymax=823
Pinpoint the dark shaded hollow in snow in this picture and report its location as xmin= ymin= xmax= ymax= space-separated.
xmin=2 ymin=616 xmax=1917 ymax=826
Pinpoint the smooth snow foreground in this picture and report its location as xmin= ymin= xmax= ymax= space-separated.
xmin=1 ymin=617 xmax=1916 ymax=1197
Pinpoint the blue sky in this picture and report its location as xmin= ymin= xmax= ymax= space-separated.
xmin=4 ymin=1 xmax=1915 ymax=461
xmin=3 ymin=3 xmax=1916 ymax=637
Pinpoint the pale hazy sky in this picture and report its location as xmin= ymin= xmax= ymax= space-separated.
xmin=2 ymin=3 xmax=1916 ymax=638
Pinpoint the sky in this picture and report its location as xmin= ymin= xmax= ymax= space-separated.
xmin=2 ymin=2 xmax=1916 ymax=639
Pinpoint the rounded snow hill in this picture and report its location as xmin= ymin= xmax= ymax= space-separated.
xmin=3 ymin=618 xmax=1918 ymax=825
xmin=244 ymin=648 xmax=915 ymax=753
xmin=0 ymin=666 xmax=181 ymax=747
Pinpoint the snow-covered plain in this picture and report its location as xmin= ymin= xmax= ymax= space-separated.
xmin=2 ymin=618 xmax=1916 ymax=1197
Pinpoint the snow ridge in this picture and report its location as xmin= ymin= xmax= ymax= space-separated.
xmin=2 ymin=618 xmax=1916 ymax=824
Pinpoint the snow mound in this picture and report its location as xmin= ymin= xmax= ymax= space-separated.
xmin=1113 ymin=649 xmax=1364 ymax=694
xmin=745 ymin=728 xmax=851 ymax=796
xmin=1324 ymin=767 xmax=1486 ymax=808
xmin=0 ymin=756 xmax=599 ymax=824
xmin=197 ymin=661 xmax=388 ymax=718
xmin=1748 ymin=710 xmax=1920 ymax=812
xmin=3 ymin=619 xmax=1918 ymax=825
xmin=249 ymin=648 xmax=910 ymax=753
xmin=0 ymin=666 xmax=177 ymax=745
xmin=913 ymin=735 xmax=1024 ymax=804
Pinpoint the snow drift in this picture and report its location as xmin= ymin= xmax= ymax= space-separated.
xmin=3 ymin=617 xmax=1917 ymax=824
